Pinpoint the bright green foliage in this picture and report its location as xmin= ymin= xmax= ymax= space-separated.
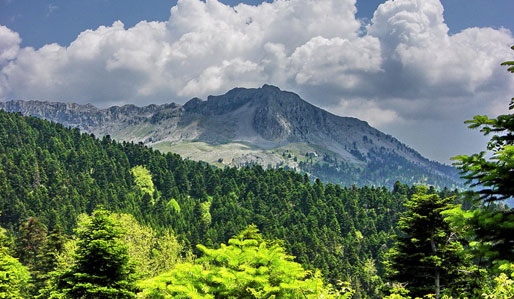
xmin=131 ymin=166 xmax=155 ymax=201
xmin=382 ymin=286 xmax=412 ymax=299
xmin=166 ymin=198 xmax=180 ymax=213
xmin=111 ymin=213 xmax=187 ymax=278
xmin=15 ymin=216 xmax=50 ymax=296
xmin=199 ymin=200 xmax=212 ymax=227
xmin=0 ymin=227 xmax=31 ymax=299
xmin=31 ymin=226 xmax=67 ymax=296
xmin=138 ymin=225 xmax=351 ymax=299
xmin=385 ymin=264 xmax=514 ymax=299
xmin=39 ymin=214 xmax=186 ymax=298
xmin=361 ymin=258 xmax=384 ymax=298
xmin=444 ymin=205 xmax=514 ymax=268
xmin=54 ymin=238 xmax=78 ymax=273
xmin=482 ymin=263 xmax=514 ymax=298
xmin=385 ymin=188 xmax=470 ymax=298
xmin=53 ymin=209 xmax=138 ymax=298
xmin=37 ymin=226 xmax=66 ymax=275
xmin=483 ymin=272 xmax=514 ymax=299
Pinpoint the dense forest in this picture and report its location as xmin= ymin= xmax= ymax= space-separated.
xmin=0 ymin=107 xmax=511 ymax=298
xmin=1 ymin=50 xmax=513 ymax=298
xmin=0 ymin=109 xmax=424 ymax=297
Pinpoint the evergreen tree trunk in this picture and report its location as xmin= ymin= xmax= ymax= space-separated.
xmin=430 ymin=236 xmax=440 ymax=298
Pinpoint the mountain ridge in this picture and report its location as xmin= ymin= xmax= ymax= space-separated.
xmin=0 ymin=85 xmax=460 ymax=188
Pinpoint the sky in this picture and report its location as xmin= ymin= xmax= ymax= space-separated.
xmin=0 ymin=0 xmax=513 ymax=163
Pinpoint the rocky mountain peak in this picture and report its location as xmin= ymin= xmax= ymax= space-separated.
xmin=0 ymin=85 xmax=461 ymax=188
xmin=182 ymin=84 xmax=306 ymax=116
xmin=182 ymin=97 xmax=203 ymax=111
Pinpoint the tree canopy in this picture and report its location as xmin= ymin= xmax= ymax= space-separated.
xmin=52 ymin=209 xmax=139 ymax=298
xmin=384 ymin=188 xmax=469 ymax=298
xmin=138 ymin=225 xmax=352 ymax=299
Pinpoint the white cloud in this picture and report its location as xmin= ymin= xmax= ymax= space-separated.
xmin=366 ymin=0 xmax=513 ymax=99
xmin=0 ymin=0 xmax=370 ymax=105
xmin=180 ymin=58 xmax=264 ymax=97
xmin=289 ymin=35 xmax=382 ymax=87
xmin=0 ymin=26 xmax=20 ymax=64
xmin=0 ymin=25 xmax=20 ymax=97
xmin=329 ymin=98 xmax=401 ymax=127
xmin=0 ymin=0 xmax=513 ymax=161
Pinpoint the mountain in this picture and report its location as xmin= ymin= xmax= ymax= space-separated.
xmin=1 ymin=108 xmax=425 ymax=297
xmin=0 ymin=84 xmax=461 ymax=188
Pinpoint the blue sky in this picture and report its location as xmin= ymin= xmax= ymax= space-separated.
xmin=1 ymin=0 xmax=512 ymax=49
xmin=0 ymin=0 xmax=513 ymax=163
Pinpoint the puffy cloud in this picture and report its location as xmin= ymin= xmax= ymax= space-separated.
xmin=328 ymin=98 xmax=401 ymax=127
xmin=0 ymin=25 xmax=20 ymax=64
xmin=0 ymin=0 xmax=513 ymax=162
xmin=289 ymin=35 xmax=382 ymax=87
xmin=180 ymin=58 xmax=264 ymax=97
xmin=366 ymin=0 xmax=513 ymax=100
xmin=0 ymin=0 xmax=370 ymax=105
xmin=0 ymin=25 xmax=21 ymax=97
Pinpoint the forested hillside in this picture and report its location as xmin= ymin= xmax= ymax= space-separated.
xmin=0 ymin=110 xmax=460 ymax=297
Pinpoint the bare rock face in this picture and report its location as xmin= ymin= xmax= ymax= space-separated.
xmin=0 ymin=85 xmax=461 ymax=187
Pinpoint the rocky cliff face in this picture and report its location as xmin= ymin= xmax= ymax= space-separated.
xmin=0 ymin=85 xmax=461 ymax=188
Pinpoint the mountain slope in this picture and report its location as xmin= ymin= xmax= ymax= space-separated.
xmin=0 ymin=109 xmax=422 ymax=297
xmin=0 ymin=85 xmax=460 ymax=187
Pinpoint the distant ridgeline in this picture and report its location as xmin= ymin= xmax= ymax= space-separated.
xmin=0 ymin=110 xmax=458 ymax=296
xmin=0 ymin=85 xmax=462 ymax=189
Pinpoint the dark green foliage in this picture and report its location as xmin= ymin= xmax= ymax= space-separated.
xmin=385 ymin=45 xmax=514 ymax=299
xmin=15 ymin=216 xmax=56 ymax=295
xmin=16 ymin=216 xmax=47 ymax=269
xmin=384 ymin=188 xmax=469 ymax=297
xmin=54 ymin=209 xmax=138 ymax=298
xmin=34 ymin=226 xmax=66 ymax=293
xmin=37 ymin=226 xmax=65 ymax=276
xmin=0 ymin=110 xmax=459 ymax=297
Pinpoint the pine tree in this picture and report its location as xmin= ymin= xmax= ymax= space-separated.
xmin=384 ymin=188 xmax=469 ymax=298
xmin=55 ymin=209 xmax=138 ymax=298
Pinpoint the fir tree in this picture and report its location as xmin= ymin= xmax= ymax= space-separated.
xmin=384 ymin=188 xmax=469 ymax=298
xmin=34 ymin=225 xmax=66 ymax=293
xmin=54 ymin=209 xmax=138 ymax=298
